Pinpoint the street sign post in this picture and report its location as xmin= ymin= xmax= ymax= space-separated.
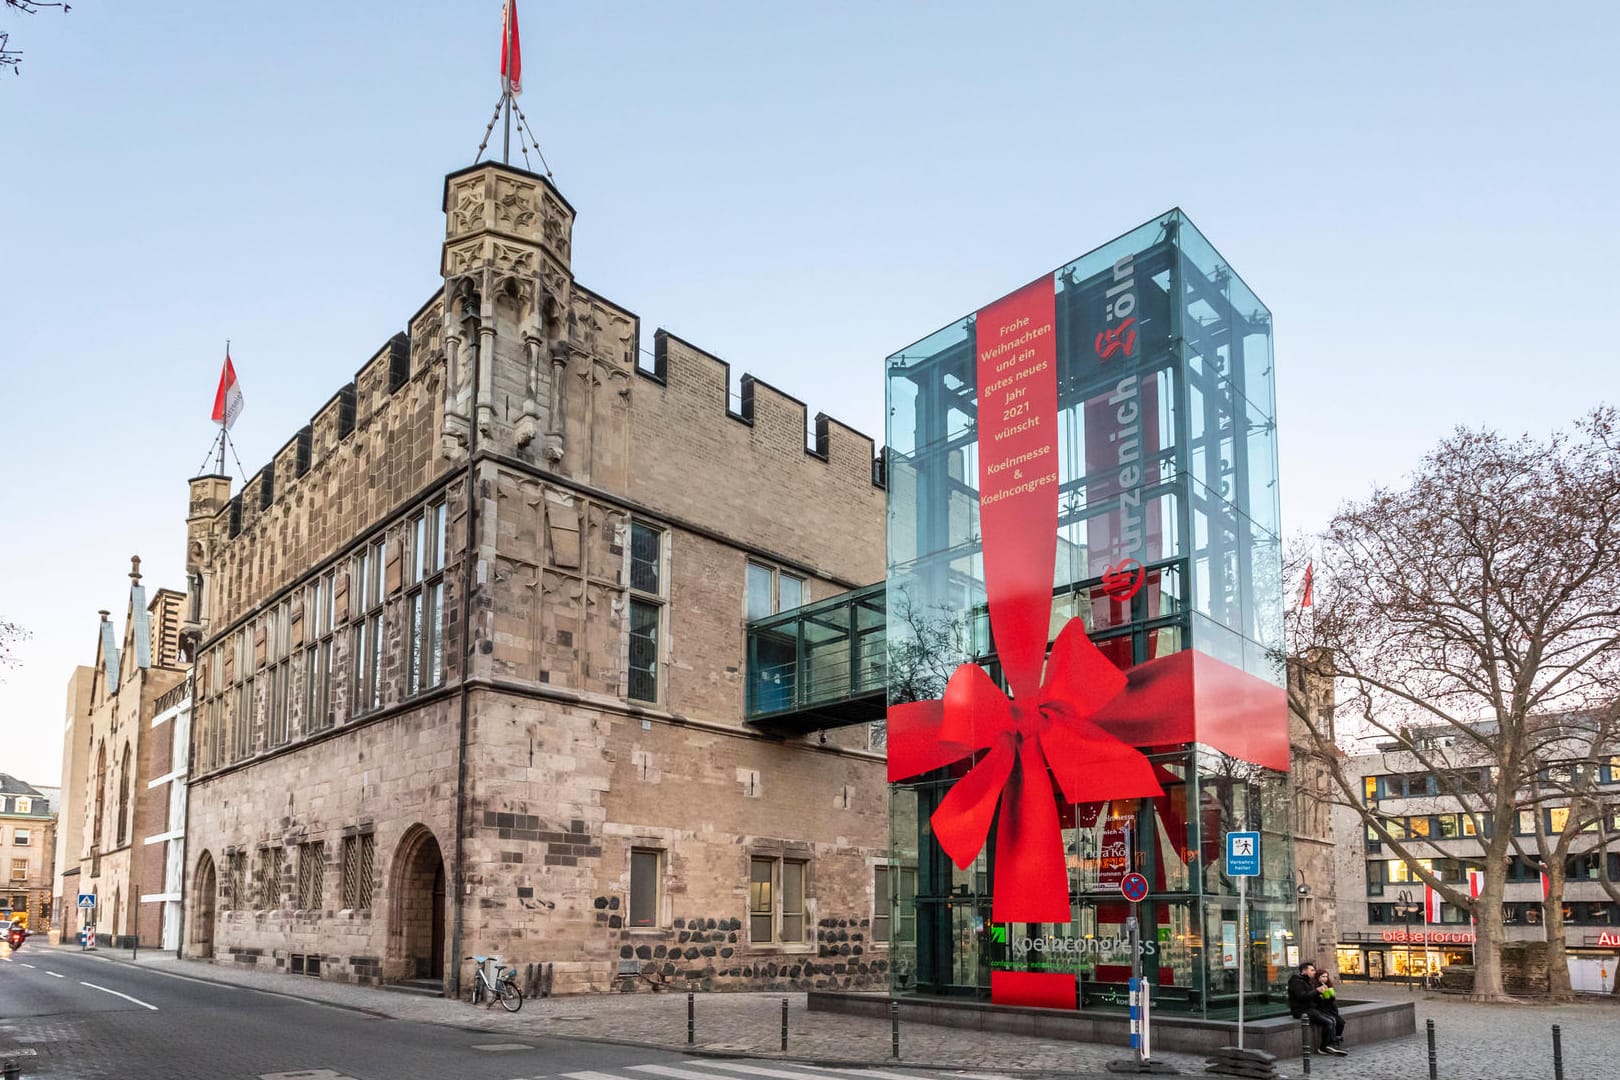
xmin=1226 ymin=832 xmax=1261 ymax=1049
xmin=76 ymin=894 xmax=95 ymax=910
xmin=1120 ymin=872 xmax=1149 ymax=903
xmin=1121 ymin=868 xmax=1152 ymax=1064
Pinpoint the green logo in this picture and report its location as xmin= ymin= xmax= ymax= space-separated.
xmin=991 ymin=925 xmax=1008 ymax=944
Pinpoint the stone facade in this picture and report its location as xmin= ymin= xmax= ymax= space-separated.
xmin=180 ymin=162 xmax=889 ymax=997
xmin=1288 ymin=655 xmax=1339 ymax=966
xmin=51 ymin=665 xmax=93 ymax=941
xmin=55 ymin=563 xmax=187 ymax=947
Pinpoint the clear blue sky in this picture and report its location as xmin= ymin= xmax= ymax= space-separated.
xmin=2 ymin=2 xmax=1617 ymax=785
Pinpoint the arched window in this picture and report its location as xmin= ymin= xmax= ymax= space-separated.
xmin=116 ymin=744 xmax=132 ymax=847
xmin=92 ymin=742 xmax=107 ymax=847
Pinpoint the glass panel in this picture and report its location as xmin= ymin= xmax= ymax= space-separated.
xmin=630 ymin=849 xmax=659 ymax=927
xmin=778 ymin=574 xmax=803 ymax=612
xmin=873 ymin=866 xmax=890 ymax=943
xmin=747 ymin=563 xmax=774 ymax=620
xmin=430 ymin=503 xmax=447 ymax=573
xmin=630 ymin=523 xmax=661 ymax=594
xmin=628 ymin=600 xmax=660 ymax=702
xmin=782 ymin=860 xmax=805 ymax=942
xmin=749 ymin=858 xmax=774 ymax=942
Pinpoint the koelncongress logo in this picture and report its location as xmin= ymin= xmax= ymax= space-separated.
xmin=1000 ymin=927 xmax=1157 ymax=957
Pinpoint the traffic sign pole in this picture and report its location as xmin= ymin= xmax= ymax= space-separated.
xmin=1237 ymin=874 xmax=1247 ymax=1049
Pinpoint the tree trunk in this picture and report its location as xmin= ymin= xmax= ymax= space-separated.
xmin=1545 ymin=867 xmax=1575 ymax=1002
xmin=1470 ymin=830 xmax=1511 ymax=1000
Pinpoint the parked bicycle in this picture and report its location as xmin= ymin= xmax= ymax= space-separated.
xmin=466 ymin=955 xmax=523 ymax=1011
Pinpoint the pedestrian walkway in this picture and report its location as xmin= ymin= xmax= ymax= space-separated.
xmin=47 ymin=945 xmax=1620 ymax=1078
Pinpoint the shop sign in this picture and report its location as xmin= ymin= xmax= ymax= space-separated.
xmin=1596 ymin=931 xmax=1620 ymax=948
xmin=1380 ymin=929 xmax=1475 ymax=945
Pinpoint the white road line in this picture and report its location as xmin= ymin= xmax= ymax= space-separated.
xmin=704 ymin=1063 xmax=929 ymax=1080
xmin=561 ymin=1072 xmax=633 ymax=1080
xmin=79 ymin=981 xmax=159 ymax=1010
xmin=758 ymin=1062 xmax=939 ymax=1080
xmin=631 ymin=1065 xmax=888 ymax=1080
xmin=46 ymin=971 xmax=64 ymax=978
xmin=20 ymin=962 xmax=35 ymax=968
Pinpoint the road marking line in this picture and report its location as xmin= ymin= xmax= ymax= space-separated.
xmin=80 ymin=981 xmax=159 ymax=1010
xmin=631 ymin=1065 xmax=876 ymax=1080
xmin=735 ymin=1062 xmax=926 ymax=1080
xmin=47 ymin=971 xmax=64 ymax=978
xmin=561 ymin=1072 xmax=632 ymax=1080
xmin=20 ymin=963 xmax=35 ymax=968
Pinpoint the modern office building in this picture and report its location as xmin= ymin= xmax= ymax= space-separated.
xmin=1332 ymin=740 xmax=1620 ymax=993
xmin=883 ymin=211 xmax=1296 ymax=1016
xmin=178 ymin=160 xmax=891 ymax=995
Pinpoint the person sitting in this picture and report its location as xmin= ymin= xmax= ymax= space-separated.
xmin=1315 ymin=969 xmax=1346 ymax=1050
xmin=1287 ymin=960 xmax=1346 ymax=1056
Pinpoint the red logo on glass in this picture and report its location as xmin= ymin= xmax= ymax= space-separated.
xmin=1100 ymin=559 xmax=1146 ymax=602
xmin=1094 ymin=318 xmax=1137 ymax=359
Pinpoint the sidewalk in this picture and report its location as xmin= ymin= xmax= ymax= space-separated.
xmin=47 ymin=945 xmax=1620 ymax=1078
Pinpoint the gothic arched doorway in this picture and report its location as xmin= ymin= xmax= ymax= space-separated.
xmin=389 ymin=826 xmax=445 ymax=983
xmin=191 ymin=852 xmax=217 ymax=958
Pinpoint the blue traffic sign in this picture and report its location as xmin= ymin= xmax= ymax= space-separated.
xmin=1120 ymin=871 xmax=1150 ymax=903
xmin=76 ymin=893 xmax=96 ymax=909
xmin=1226 ymin=831 xmax=1261 ymax=877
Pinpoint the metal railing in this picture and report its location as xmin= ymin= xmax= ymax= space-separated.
xmin=745 ymin=583 xmax=885 ymax=722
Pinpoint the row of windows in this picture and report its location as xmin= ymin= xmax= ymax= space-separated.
xmin=1366 ymin=853 xmax=1620 ymax=895
xmin=0 ymin=798 xmax=37 ymax=815
xmin=624 ymin=850 xmax=913 ymax=946
xmin=196 ymin=503 xmax=449 ymax=772
xmin=0 ymin=828 xmax=31 ymax=846
xmin=1368 ymin=901 xmax=1620 ymax=927
xmin=1365 ymin=762 xmax=1620 ymax=806
xmin=1366 ymin=806 xmax=1620 ymax=847
xmin=222 ymin=834 xmax=374 ymax=913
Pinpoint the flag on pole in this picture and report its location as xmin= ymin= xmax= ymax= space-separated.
xmin=1300 ymin=562 xmax=1314 ymax=609
xmin=211 ymin=353 xmax=244 ymax=430
xmin=500 ymin=0 xmax=523 ymax=96
xmin=1541 ymin=871 xmax=1551 ymax=901
xmin=1466 ymin=868 xmax=1485 ymax=925
xmin=1423 ymin=882 xmax=1443 ymax=923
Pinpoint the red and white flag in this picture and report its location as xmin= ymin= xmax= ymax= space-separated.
xmin=500 ymin=0 xmax=523 ymax=96
xmin=1541 ymin=871 xmax=1551 ymax=901
xmin=1300 ymin=562 xmax=1314 ymax=609
xmin=1424 ymin=883 xmax=1444 ymax=923
xmin=211 ymin=353 xmax=244 ymax=430
xmin=1466 ymin=868 xmax=1485 ymax=925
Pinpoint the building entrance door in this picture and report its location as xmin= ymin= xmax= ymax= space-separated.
xmin=191 ymin=853 xmax=216 ymax=958
xmin=392 ymin=826 xmax=447 ymax=982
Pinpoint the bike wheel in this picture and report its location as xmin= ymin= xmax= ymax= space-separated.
xmin=498 ymin=980 xmax=523 ymax=1012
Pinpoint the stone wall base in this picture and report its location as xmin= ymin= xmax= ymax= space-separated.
xmin=808 ymin=991 xmax=1416 ymax=1057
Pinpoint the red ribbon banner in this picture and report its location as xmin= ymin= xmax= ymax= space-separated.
xmin=887 ymin=275 xmax=1289 ymax=926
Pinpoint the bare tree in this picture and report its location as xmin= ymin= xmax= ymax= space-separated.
xmin=1 ymin=1 xmax=69 ymax=75
xmin=1288 ymin=408 xmax=1620 ymax=1001
xmin=0 ymin=617 xmax=28 ymax=676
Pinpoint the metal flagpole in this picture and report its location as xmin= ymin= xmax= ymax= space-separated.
xmin=216 ymin=340 xmax=229 ymax=474
xmin=1237 ymin=875 xmax=1247 ymax=1048
xmin=502 ymin=91 xmax=511 ymax=164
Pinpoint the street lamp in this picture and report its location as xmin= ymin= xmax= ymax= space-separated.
xmin=1393 ymin=889 xmax=1421 ymax=993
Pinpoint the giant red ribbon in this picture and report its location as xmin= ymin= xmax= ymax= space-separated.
xmin=886 ymin=275 xmax=1288 ymax=925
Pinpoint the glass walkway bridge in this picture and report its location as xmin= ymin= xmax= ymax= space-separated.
xmin=744 ymin=583 xmax=885 ymax=734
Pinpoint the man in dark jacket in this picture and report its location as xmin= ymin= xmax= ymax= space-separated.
xmin=1286 ymin=961 xmax=1346 ymax=1056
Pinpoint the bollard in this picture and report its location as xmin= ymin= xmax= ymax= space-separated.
xmin=687 ymin=992 xmax=695 ymax=1046
xmin=1426 ymin=1018 xmax=1437 ymax=1080
xmin=780 ymin=996 xmax=789 ymax=1052
xmin=3 ymin=1058 xmax=19 ymax=1080
xmin=1552 ymin=1024 xmax=1565 ymax=1080
xmin=1300 ymin=1017 xmax=1312 ymax=1075
xmin=890 ymin=999 xmax=900 ymax=1059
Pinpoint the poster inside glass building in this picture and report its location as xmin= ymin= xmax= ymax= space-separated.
xmin=883 ymin=210 xmax=1295 ymax=1017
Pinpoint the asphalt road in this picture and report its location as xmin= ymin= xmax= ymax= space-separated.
xmin=0 ymin=940 xmax=958 ymax=1080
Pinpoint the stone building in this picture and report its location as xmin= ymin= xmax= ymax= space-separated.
xmin=0 ymin=774 xmax=57 ymax=932
xmin=55 ymin=560 xmax=188 ymax=947
xmin=179 ymin=160 xmax=888 ymax=996
xmin=1288 ymin=655 xmax=1339 ymax=967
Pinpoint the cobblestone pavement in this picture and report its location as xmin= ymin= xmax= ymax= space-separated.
xmin=44 ymin=946 xmax=1620 ymax=1079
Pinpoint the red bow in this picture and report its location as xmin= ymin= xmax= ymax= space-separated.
xmin=887 ymin=619 xmax=1164 ymax=923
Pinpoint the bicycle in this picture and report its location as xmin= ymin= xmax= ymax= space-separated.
xmin=466 ymin=955 xmax=523 ymax=1012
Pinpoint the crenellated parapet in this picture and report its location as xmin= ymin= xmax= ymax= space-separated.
xmin=631 ymin=330 xmax=885 ymax=584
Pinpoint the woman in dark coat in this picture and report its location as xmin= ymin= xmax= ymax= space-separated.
xmin=1315 ymin=970 xmax=1346 ymax=1049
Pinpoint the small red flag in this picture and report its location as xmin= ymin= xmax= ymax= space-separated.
xmin=1300 ymin=562 xmax=1314 ymax=609
xmin=500 ymin=0 xmax=523 ymax=96
xmin=211 ymin=353 xmax=244 ymax=430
